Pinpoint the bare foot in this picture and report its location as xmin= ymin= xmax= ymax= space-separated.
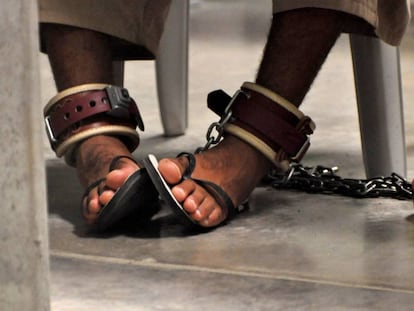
xmin=157 ymin=135 xmax=272 ymax=227
xmin=76 ymin=135 xmax=140 ymax=224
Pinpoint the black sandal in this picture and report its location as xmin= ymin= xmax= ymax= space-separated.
xmin=83 ymin=155 xmax=159 ymax=231
xmin=144 ymin=153 xmax=245 ymax=229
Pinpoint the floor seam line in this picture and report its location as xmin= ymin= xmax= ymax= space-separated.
xmin=50 ymin=250 xmax=414 ymax=295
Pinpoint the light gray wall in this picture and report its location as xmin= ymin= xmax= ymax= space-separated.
xmin=0 ymin=1 xmax=50 ymax=310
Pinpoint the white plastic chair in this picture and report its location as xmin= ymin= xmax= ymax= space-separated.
xmin=350 ymin=35 xmax=407 ymax=178
xmin=113 ymin=0 xmax=189 ymax=137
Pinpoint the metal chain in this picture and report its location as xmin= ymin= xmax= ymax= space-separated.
xmin=195 ymin=89 xmax=247 ymax=154
xmin=264 ymin=163 xmax=413 ymax=200
xmin=194 ymin=118 xmax=229 ymax=154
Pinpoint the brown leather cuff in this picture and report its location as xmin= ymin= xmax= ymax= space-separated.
xmin=44 ymin=84 xmax=143 ymax=166
xmin=207 ymin=82 xmax=315 ymax=167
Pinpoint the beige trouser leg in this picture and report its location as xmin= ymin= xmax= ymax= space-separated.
xmin=273 ymin=0 xmax=411 ymax=45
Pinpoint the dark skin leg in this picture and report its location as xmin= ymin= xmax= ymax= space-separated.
xmin=157 ymin=8 xmax=374 ymax=227
xmin=256 ymin=9 xmax=374 ymax=106
xmin=43 ymin=24 xmax=139 ymax=224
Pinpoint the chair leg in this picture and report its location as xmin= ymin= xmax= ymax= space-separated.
xmin=112 ymin=60 xmax=124 ymax=86
xmin=155 ymin=0 xmax=189 ymax=136
xmin=350 ymin=34 xmax=406 ymax=178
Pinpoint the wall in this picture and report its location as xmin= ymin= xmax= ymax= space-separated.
xmin=0 ymin=1 xmax=50 ymax=310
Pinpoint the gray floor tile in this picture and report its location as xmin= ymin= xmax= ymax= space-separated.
xmin=51 ymin=255 xmax=414 ymax=311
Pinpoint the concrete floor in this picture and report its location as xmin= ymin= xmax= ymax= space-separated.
xmin=41 ymin=1 xmax=414 ymax=310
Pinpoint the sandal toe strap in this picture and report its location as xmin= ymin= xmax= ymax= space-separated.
xmin=83 ymin=178 xmax=105 ymax=199
xmin=109 ymin=155 xmax=138 ymax=171
xmin=192 ymin=177 xmax=237 ymax=220
xmin=177 ymin=152 xmax=241 ymax=221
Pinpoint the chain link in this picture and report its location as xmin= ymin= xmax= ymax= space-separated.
xmin=264 ymin=163 xmax=413 ymax=200
xmin=196 ymin=89 xmax=247 ymax=153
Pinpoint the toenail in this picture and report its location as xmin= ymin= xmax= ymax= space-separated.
xmin=172 ymin=186 xmax=185 ymax=199
xmin=194 ymin=209 xmax=202 ymax=219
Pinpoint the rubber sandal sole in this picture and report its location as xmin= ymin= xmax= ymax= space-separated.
xmin=144 ymin=154 xmax=198 ymax=227
xmin=95 ymin=167 xmax=160 ymax=231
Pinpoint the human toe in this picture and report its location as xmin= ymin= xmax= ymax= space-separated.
xmin=182 ymin=186 xmax=209 ymax=214
xmin=171 ymin=179 xmax=197 ymax=202
xmin=82 ymin=195 xmax=101 ymax=224
xmin=189 ymin=194 xmax=216 ymax=222
xmin=158 ymin=158 xmax=186 ymax=184
xmin=105 ymin=168 xmax=136 ymax=190
xmin=199 ymin=207 xmax=226 ymax=227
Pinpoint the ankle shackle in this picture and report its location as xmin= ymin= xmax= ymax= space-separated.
xmin=44 ymin=84 xmax=143 ymax=166
xmin=207 ymin=82 xmax=315 ymax=170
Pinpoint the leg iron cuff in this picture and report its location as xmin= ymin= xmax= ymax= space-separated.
xmin=207 ymin=82 xmax=315 ymax=170
xmin=44 ymin=84 xmax=144 ymax=166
